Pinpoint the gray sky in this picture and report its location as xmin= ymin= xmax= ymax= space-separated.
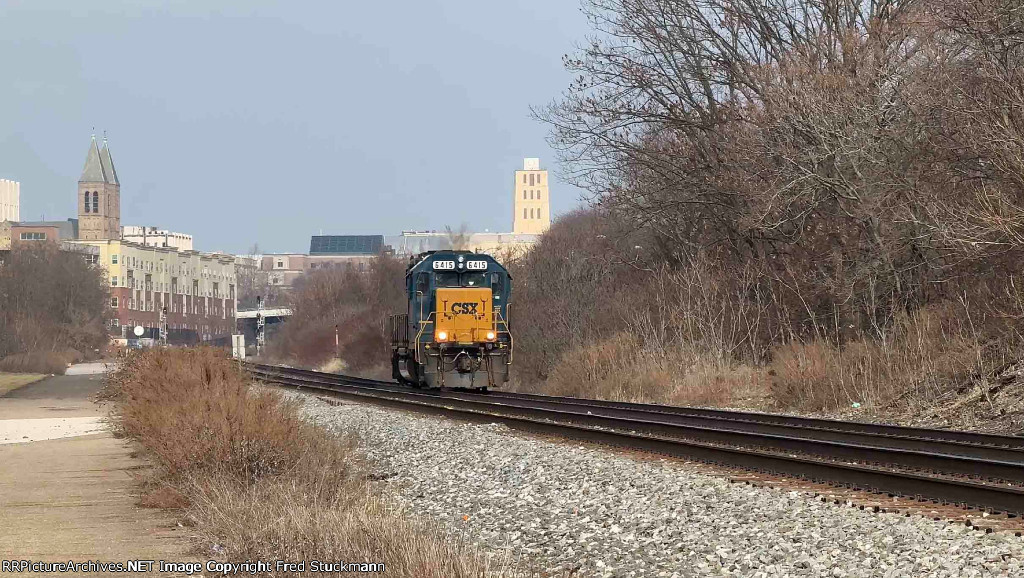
xmin=0 ymin=0 xmax=588 ymax=254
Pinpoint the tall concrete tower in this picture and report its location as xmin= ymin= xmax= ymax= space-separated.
xmin=77 ymin=135 xmax=121 ymax=240
xmin=512 ymin=157 xmax=550 ymax=235
xmin=0 ymin=179 xmax=18 ymax=222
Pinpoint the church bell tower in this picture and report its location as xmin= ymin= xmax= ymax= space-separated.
xmin=77 ymin=134 xmax=121 ymax=240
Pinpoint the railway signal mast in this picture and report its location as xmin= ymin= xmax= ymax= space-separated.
xmin=159 ymin=307 xmax=168 ymax=346
xmin=256 ymin=295 xmax=266 ymax=356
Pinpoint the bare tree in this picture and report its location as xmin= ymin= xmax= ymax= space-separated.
xmin=444 ymin=224 xmax=472 ymax=251
xmin=533 ymin=0 xmax=1024 ymax=340
xmin=0 ymin=243 xmax=107 ymax=366
xmin=236 ymin=243 xmax=282 ymax=309
xmin=271 ymin=254 xmax=406 ymax=371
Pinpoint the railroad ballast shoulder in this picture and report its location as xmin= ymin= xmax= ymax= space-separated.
xmin=387 ymin=250 xmax=513 ymax=390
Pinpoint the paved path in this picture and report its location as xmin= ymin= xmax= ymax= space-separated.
xmin=0 ymin=364 xmax=193 ymax=572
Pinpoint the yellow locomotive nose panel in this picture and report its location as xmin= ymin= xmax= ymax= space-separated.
xmin=435 ymin=288 xmax=493 ymax=343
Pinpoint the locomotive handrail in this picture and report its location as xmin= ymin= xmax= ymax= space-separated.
xmin=493 ymin=307 xmax=513 ymax=365
xmin=413 ymin=311 xmax=437 ymax=363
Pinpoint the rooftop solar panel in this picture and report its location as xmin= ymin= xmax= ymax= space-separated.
xmin=309 ymin=235 xmax=384 ymax=255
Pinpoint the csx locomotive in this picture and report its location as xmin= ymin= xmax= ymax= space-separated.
xmin=388 ymin=251 xmax=512 ymax=390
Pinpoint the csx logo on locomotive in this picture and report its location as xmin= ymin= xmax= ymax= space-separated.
xmin=450 ymin=302 xmax=480 ymax=315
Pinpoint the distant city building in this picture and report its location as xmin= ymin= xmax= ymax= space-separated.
xmin=513 ymin=157 xmax=550 ymax=235
xmin=261 ymin=236 xmax=382 ymax=289
xmin=122 ymin=226 xmax=194 ymax=251
xmin=384 ymin=230 xmax=538 ymax=257
xmin=0 ymin=179 xmax=19 ymax=222
xmin=77 ymin=136 xmax=121 ymax=240
xmin=11 ymin=219 xmax=79 ymax=247
xmin=67 ymin=133 xmax=236 ymax=343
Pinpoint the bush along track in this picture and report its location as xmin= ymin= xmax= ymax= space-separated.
xmin=101 ymin=348 xmax=501 ymax=577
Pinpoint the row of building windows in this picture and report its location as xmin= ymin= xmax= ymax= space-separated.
xmin=110 ymin=254 xmax=231 ymax=280
xmin=522 ymin=173 xmax=543 ymax=186
xmin=522 ymin=208 xmax=544 ymax=219
xmin=111 ymin=276 xmax=231 ymax=297
xmin=83 ymin=191 xmax=100 ymax=213
xmin=19 ymin=232 xmax=46 ymax=240
xmin=110 ymin=296 xmax=233 ymax=316
xmin=522 ymin=190 xmax=542 ymax=200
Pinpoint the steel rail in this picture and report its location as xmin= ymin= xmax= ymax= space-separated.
xmin=247 ymin=366 xmax=1024 ymax=516
xmin=244 ymin=363 xmax=1024 ymax=463
xmin=249 ymin=367 xmax=1024 ymax=483
xmin=489 ymin=391 xmax=1024 ymax=449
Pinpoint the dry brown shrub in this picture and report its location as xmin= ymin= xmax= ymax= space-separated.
xmin=104 ymin=348 xmax=499 ymax=576
xmin=105 ymin=348 xmax=358 ymax=485
xmin=0 ymin=350 xmax=80 ymax=374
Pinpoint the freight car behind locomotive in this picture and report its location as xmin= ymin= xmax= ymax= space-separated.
xmin=387 ymin=251 xmax=512 ymax=390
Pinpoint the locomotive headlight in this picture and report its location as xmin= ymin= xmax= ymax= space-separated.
xmin=436 ymin=330 xmax=448 ymax=342
xmin=486 ymin=331 xmax=496 ymax=341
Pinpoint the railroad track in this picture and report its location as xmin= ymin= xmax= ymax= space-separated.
xmin=244 ymin=362 xmax=1024 ymax=518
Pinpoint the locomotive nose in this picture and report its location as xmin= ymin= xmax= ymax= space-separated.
xmin=435 ymin=287 xmax=493 ymax=343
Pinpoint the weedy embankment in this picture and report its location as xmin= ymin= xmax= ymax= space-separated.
xmin=102 ymin=348 xmax=498 ymax=577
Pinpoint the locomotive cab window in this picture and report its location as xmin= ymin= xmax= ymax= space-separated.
xmin=415 ymin=272 xmax=429 ymax=294
xmin=435 ymin=272 xmax=461 ymax=287
xmin=463 ymin=273 xmax=487 ymax=287
xmin=490 ymin=272 xmax=504 ymax=298
xmin=436 ymin=272 xmax=487 ymax=287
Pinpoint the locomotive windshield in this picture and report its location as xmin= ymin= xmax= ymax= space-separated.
xmin=435 ymin=272 xmax=460 ymax=287
xmin=435 ymin=272 xmax=488 ymax=287
xmin=463 ymin=273 xmax=487 ymax=287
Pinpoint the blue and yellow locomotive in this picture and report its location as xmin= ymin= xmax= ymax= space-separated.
xmin=388 ymin=251 xmax=512 ymax=390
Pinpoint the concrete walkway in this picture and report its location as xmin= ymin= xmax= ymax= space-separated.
xmin=0 ymin=364 xmax=193 ymax=571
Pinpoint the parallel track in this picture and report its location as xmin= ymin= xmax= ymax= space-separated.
xmin=244 ymin=362 xmax=1024 ymax=517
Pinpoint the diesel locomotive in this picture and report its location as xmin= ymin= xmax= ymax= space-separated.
xmin=387 ymin=250 xmax=512 ymax=390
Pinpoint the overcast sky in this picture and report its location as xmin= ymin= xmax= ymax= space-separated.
xmin=0 ymin=0 xmax=589 ymax=253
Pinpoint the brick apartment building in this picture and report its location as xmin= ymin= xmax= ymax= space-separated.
xmin=87 ymin=239 xmax=236 ymax=343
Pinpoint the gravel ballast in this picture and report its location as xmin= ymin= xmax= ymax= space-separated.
xmin=291 ymin=393 xmax=1024 ymax=577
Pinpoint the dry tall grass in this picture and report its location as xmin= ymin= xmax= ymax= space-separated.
xmin=103 ymin=348 xmax=499 ymax=577
xmin=535 ymin=333 xmax=767 ymax=407
xmin=767 ymin=304 xmax=990 ymax=413
xmin=524 ymin=299 xmax=1005 ymax=418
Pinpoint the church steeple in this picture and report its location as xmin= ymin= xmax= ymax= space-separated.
xmin=80 ymin=135 xmax=107 ymax=183
xmin=100 ymin=136 xmax=119 ymax=186
xmin=77 ymin=132 xmax=121 ymax=240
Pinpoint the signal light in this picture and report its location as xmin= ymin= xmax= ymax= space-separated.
xmin=486 ymin=331 xmax=496 ymax=341
xmin=436 ymin=330 xmax=448 ymax=342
